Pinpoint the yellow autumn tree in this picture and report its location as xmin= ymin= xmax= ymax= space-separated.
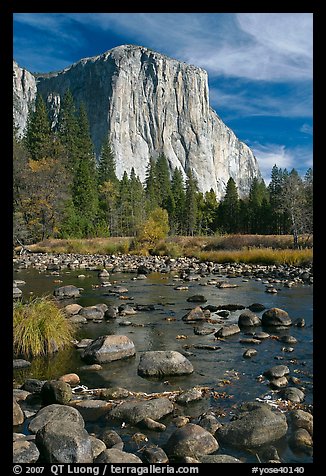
xmin=136 ymin=207 xmax=169 ymax=251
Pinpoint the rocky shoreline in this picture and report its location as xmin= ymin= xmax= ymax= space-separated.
xmin=13 ymin=253 xmax=313 ymax=463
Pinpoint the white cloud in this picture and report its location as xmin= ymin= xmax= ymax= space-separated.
xmin=14 ymin=13 xmax=313 ymax=83
xmin=250 ymin=142 xmax=313 ymax=182
xmin=209 ymin=86 xmax=312 ymax=119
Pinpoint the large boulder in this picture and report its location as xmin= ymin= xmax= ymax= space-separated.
xmin=165 ymin=423 xmax=219 ymax=459
xmin=238 ymin=311 xmax=261 ymax=327
xmin=109 ymin=397 xmax=174 ymax=425
xmin=36 ymin=420 xmax=93 ymax=463
xmin=261 ymin=308 xmax=292 ymax=327
xmin=82 ymin=335 xmax=136 ymax=364
xmin=53 ymin=285 xmax=80 ymax=299
xmin=29 ymin=404 xmax=85 ymax=434
xmin=217 ymin=402 xmax=288 ymax=448
xmin=138 ymin=351 xmax=193 ymax=377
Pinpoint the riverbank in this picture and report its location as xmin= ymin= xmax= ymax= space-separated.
xmin=13 ymin=253 xmax=313 ymax=464
xmin=18 ymin=235 xmax=313 ymax=266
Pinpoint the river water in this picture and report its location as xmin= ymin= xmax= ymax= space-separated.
xmin=13 ymin=267 xmax=313 ymax=463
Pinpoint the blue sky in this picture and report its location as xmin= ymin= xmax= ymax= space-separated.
xmin=13 ymin=13 xmax=313 ymax=182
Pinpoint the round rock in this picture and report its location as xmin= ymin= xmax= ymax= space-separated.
xmin=82 ymin=335 xmax=136 ymax=364
xmin=138 ymin=351 xmax=193 ymax=377
xmin=28 ymin=404 xmax=85 ymax=434
xmin=261 ymin=308 xmax=292 ymax=327
xmin=165 ymin=423 xmax=219 ymax=459
xmin=238 ymin=311 xmax=261 ymax=327
xmin=13 ymin=440 xmax=40 ymax=463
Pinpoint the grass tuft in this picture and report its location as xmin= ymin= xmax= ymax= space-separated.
xmin=13 ymin=296 xmax=75 ymax=358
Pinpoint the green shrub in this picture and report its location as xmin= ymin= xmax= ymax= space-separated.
xmin=13 ymin=296 xmax=75 ymax=358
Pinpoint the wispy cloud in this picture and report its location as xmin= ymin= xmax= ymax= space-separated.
xmin=300 ymin=123 xmax=313 ymax=135
xmin=14 ymin=13 xmax=313 ymax=83
xmin=250 ymin=142 xmax=313 ymax=182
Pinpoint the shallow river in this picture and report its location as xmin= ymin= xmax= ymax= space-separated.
xmin=13 ymin=267 xmax=313 ymax=463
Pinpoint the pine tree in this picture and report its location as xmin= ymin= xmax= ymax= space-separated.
xmin=219 ymin=177 xmax=240 ymax=233
xmin=248 ymin=178 xmax=270 ymax=233
xmin=57 ymin=89 xmax=79 ymax=171
xmin=129 ymin=167 xmax=146 ymax=235
xmin=71 ymin=104 xmax=98 ymax=235
xmin=171 ymin=167 xmax=186 ymax=234
xmin=24 ymin=93 xmax=51 ymax=161
xmin=98 ymin=136 xmax=118 ymax=185
xmin=116 ymin=171 xmax=132 ymax=235
xmin=145 ymin=157 xmax=158 ymax=211
xmin=155 ymin=153 xmax=173 ymax=209
xmin=184 ymin=169 xmax=198 ymax=236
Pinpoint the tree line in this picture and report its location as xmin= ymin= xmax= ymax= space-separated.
xmin=13 ymin=91 xmax=313 ymax=248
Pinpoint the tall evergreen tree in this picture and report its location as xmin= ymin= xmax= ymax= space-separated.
xmin=57 ymin=89 xmax=79 ymax=171
xmin=170 ymin=167 xmax=186 ymax=234
xmin=98 ymin=136 xmax=118 ymax=185
xmin=71 ymin=104 xmax=98 ymax=235
xmin=129 ymin=167 xmax=146 ymax=235
xmin=218 ymin=177 xmax=240 ymax=233
xmin=116 ymin=171 xmax=132 ymax=235
xmin=155 ymin=153 xmax=173 ymax=209
xmin=184 ymin=169 xmax=198 ymax=236
xmin=145 ymin=157 xmax=158 ymax=211
xmin=24 ymin=93 xmax=51 ymax=161
xmin=248 ymin=178 xmax=270 ymax=233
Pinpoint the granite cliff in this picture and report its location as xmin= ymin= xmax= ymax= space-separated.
xmin=13 ymin=45 xmax=261 ymax=198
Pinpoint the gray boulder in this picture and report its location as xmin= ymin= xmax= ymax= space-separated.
xmin=109 ymin=397 xmax=173 ymax=425
xmin=187 ymin=295 xmax=207 ymax=303
xmin=261 ymin=308 xmax=292 ymax=327
xmin=238 ymin=311 xmax=261 ymax=327
xmin=82 ymin=335 xmax=136 ymax=364
xmin=79 ymin=306 xmax=105 ymax=320
xmin=13 ymin=440 xmax=40 ymax=463
xmin=182 ymin=306 xmax=206 ymax=321
xmin=138 ymin=350 xmax=193 ymax=377
xmin=263 ymin=365 xmax=290 ymax=379
xmin=36 ymin=420 xmax=93 ymax=463
xmin=165 ymin=423 xmax=219 ymax=459
xmin=281 ymin=387 xmax=305 ymax=403
xmin=53 ymin=285 xmax=80 ymax=299
xmin=215 ymin=323 xmax=240 ymax=338
xmin=217 ymin=402 xmax=288 ymax=448
xmin=29 ymin=404 xmax=85 ymax=434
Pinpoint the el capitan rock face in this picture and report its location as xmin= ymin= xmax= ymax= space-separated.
xmin=13 ymin=44 xmax=261 ymax=198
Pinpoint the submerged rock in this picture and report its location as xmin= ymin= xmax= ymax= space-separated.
xmin=53 ymin=285 xmax=80 ymax=299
